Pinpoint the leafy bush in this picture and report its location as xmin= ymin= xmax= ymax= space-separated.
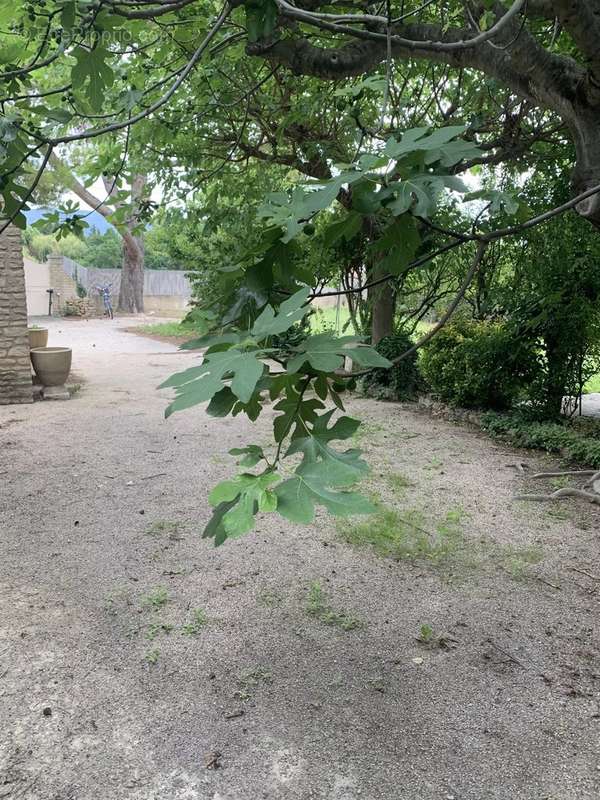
xmin=482 ymin=411 xmax=600 ymax=468
xmin=271 ymin=315 xmax=313 ymax=356
xmin=360 ymin=332 xmax=420 ymax=400
xmin=420 ymin=319 xmax=539 ymax=410
xmin=503 ymin=188 xmax=600 ymax=418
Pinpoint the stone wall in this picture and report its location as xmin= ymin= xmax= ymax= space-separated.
xmin=47 ymin=253 xmax=78 ymax=315
xmin=0 ymin=225 xmax=33 ymax=404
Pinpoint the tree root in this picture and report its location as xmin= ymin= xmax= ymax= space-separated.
xmin=530 ymin=470 xmax=597 ymax=479
xmin=515 ymin=487 xmax=600 ymax=506
xmin=583 ymin=470 xmax=600 ymax=488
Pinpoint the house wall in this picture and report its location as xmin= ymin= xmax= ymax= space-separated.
xmin=23 ymin=258 xmax=51 ymax=316
xmin=23 ymin=253 xmax=342 ymax=320
xmin=143 ymin=295 xmax=189 ymax=317
xmin=0 ymin=226 xmax=33 ymax=404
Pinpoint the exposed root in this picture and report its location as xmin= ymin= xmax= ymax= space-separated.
xmin=515 ymin=487 xmax=600 ymax=506
xmin=506 ymin=461 xmax=528 ymax=473
xmin=517 ymin=468 xmax=600 ymax=508
xmin=583 ymin=469 xmax=600 ymax=488
xmin=530 ymin=470 xmax=597 ymax=480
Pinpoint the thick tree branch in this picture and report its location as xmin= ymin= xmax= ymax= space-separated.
xmin=551 ymin=0 xmax=600 ymax=88
xmin=49 ymin=153 xmax=142 ymax=262
xmin=275 ymin=0 xmax=529 ymax=52
xmin=251 ymin=19 xmax=582 ymax=117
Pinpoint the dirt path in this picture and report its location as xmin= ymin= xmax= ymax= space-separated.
xmin=1 ymin=318 xmax=600 ymax=799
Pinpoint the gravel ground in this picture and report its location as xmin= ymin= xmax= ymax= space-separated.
xmin=1 ymin=317 xmax=600 ymax=800
xmin=581 ymin=393 xmax=600 ymax=418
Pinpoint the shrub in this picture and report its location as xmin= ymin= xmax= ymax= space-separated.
xmin=420 ymin=319 xmax=539 ymax=410
xmin=273 ymin=315 xmax=313 ymax=356
xmin=482 ymin=411 xmax=600 ymax=468
xmin=361 ymin=332 xmax=420 ymax=401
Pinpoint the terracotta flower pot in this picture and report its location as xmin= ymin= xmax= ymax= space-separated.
xmin=30 ymin=347 xmax=72 ymax=387
xmin=28 ymin=328 xmax=48 ymax=349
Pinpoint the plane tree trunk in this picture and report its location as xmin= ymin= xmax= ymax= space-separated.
xmin=369 ymin=281 xmax=396 ymax=345
xmin=116 ymin=174 xmax=146 ymax=313
xmin=49 ymin=155 xmax=146 ymax=314
xmin=118 ymin=231 xmax=144 ymax=313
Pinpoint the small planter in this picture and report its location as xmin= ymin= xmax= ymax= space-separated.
xmin=30 ymin=347 xmax=72 ymax=387
xmin=28 ymin=327 xmax=48 ymax=349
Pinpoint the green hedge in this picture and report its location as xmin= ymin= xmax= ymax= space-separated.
xmin=481 ymin=411 xmax=600 ymax=468
xmin=420 ymin=319 xmax=539 ymax=411
xmin=361 ymin=332 xmax=421 ymax=401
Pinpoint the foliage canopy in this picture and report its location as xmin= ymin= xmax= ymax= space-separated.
xmin=4 ymin=0 xmax=600 ymax=539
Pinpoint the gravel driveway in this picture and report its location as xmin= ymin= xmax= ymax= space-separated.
xmin=1 ymin=316 xmax=600 ymax=800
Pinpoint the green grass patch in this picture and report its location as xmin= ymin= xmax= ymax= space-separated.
xmin=145 ymin=622 xmax=173 ymax=641
xmin=146 ymin=519 xmax=186 ymax=539
xmin=340 ymin=506 xmax=466 ymax=563
xmin=235 ymin=666 xmax=273 ymax=701
xmin=351 ymin=420 xmax=385 ymax=445
xmin=384 ymin=472 xmax=414 ymax=492
xmin=584 ymin=373 xmax=600 ymax=394
xmin=144 ymin=648 xmax=160 ymax=665
xmin=497 ymin=544 xmax=544 ymax=580
xmin=416 ymin=623 xmax=457 ymax=650
xmin=339 ymin=502 xmax=545 ymax=583
xmin=310 ymin=305 xmax=354 ymax=334
xmin=181 ymin=607 xmax=208 ymax=635
xmin=133 ymin=321 xmax=197 ymax=338
xmin=306 ymin=581 xmax=363 ymax=631
xmin=142 ymin=586 xmax=168 ymax=609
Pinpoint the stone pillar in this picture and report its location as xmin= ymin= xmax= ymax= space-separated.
xmin=0 ymin=225 xmax=33 ymax=404
xmin=47 ymin=254 xmax=78 ymax=315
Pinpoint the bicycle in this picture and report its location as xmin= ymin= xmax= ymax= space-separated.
xmin=96 ymin=283 xmax=114 ymax=319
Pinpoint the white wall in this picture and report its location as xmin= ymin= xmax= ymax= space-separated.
xmin=23 ymin=258 xmax=50 ymax=316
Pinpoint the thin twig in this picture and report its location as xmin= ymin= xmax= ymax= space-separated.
xmin=570 ymin=567 xmax=600 ymax=582
xmin=0 ymin=144 xmax=54 ymax=235
xmin=387 ymin=241 xmax=489 ymax=366
xmin=534 ymin=576 xmax=561 ymax=590
xmin=486 ymin=639 xmax=528 ymax=669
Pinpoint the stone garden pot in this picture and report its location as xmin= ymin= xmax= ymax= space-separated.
xmin=30 ymin=347 xmax=72 ymax=387
xmin=28 ymin=327 xmax=48 ymax=349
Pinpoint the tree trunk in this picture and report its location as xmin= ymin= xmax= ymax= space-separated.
xmin=118 ymin=233 xmax=144 ymax=313
xmin=569 ymin=111 xmax=600 ymax=226
xmin=542 ymin=333 xmax=567 ymax=419
xmin=369 ymin=281 xmax=395 ymax=344
xmin=117 ymin=174 xmax=146 ymax=314
xmin=49 ymin=156 xmax=147 ymax=314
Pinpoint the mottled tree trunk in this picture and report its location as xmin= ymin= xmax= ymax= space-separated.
xmin=118 ymin=233 xmax=144 ymax=313
xmin=369 ymin=281 xmax=395 ymax=344
xmin=51 ymin=155 xmax=148 ymax=315
xmin=117 ymin=174 xmax=146 ymax=314
xmin=569 ymin=112 xmax=600 ymax=226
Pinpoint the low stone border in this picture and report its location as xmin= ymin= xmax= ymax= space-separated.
xmin=415 ymin=394 xmax=484 ymax=427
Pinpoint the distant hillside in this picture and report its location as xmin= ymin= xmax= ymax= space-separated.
xmin=24 ymin=207 xmax=115 ymax=235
